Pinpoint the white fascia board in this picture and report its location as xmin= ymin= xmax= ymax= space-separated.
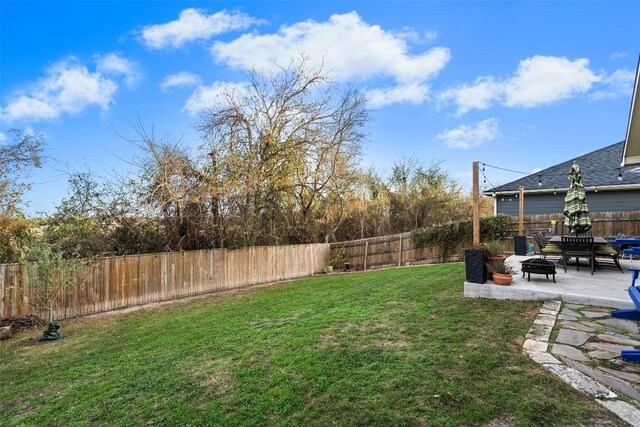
xmin=484 ymin=183 xmax=640 ymax=196
xmin=622 ymin=54 xmax=640 ymax=166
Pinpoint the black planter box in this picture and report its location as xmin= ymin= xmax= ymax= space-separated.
xmin=465 ymin=248 xmax=487 ymax=284
xmin=514 ymin=235 xmax=527 ymax=256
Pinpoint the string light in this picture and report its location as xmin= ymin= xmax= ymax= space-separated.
xmin=481 ymin=162 xmax=628 ymax=183
xmin=481 ymin=162 xmax=628 ymax=195
xmin=482 ymin=164 xmax=486 ymax=188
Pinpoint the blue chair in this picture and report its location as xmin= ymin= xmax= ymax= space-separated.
xmin=623 ymin=247 xmax=640 ymax=266
xmin=611 ymin=267 xmax=640 ymax=363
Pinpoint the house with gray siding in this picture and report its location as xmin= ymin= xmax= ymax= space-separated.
xmin=484 ymin=141 xmax=640 ymax=216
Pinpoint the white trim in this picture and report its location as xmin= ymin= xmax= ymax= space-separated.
xmin=622 ymin=54 xmax=640 ymax=166
xmin=485 ymin=183 xmax=640 ymax=196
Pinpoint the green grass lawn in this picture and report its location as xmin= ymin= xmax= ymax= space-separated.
xmin=0 ymin=263 xmax=621 ymax=426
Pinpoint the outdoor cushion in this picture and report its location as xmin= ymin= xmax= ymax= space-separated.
xmin=595 ymin=246 xmax=618 ymax=255
xmin=541 ymin=245 xmax=562 ymax=254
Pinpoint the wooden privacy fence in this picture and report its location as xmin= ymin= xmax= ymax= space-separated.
xmin=0 ymin=244 xmax=330 ymax=321
xmin=330 ymin=232 xmax=466 ymax=272
xmin=331 ymin=211 xmax=640 ymax=271
xmin=504 ymin=210 xmax=640 ymax=238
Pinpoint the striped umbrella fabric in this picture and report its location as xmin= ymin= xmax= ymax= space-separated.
xmin=563 ymin=162 xmax=592 ymax=235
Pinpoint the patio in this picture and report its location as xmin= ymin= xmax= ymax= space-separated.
xmin=465 ymin=255 xmax=638 ymax=309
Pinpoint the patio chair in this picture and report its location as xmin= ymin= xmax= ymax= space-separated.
xmin=623 ymin=247 xmax=640 ymax=267
xmin=532 ymin=232 xmax=562 ymax=262
xmin=559 ymin=236 xmax=595 ymax=274
xmin=594 ymin=245 xmax=623 ymax=272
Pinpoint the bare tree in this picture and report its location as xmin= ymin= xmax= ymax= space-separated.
xmin=0 ymin=129 xmax=44 ymax=217
xmin=197 ymin=56 xmax=368 ymax=245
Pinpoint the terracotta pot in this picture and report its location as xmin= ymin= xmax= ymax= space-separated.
xmin=487 ymin=255 xmax=506 ymax=263
xmin=493 ymin=272 xmax=513 ymax=286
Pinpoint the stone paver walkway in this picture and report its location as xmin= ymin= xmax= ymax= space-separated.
xmin=523 ymin=300 xmax=640 ymax=426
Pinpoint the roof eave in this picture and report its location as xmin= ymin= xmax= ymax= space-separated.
xmin=483 ymin=183 xmax=640 ymax=196
xmin=622 ymin=54 xmax=640 ymax=166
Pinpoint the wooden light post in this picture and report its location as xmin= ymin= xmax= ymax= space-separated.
xmin=518 ymin=185 xmax=524 ymax=235
xmin=472 ymin=161 xmax=480 ymax=246
xmin=466 ymin=161 xmax=487 ymax=283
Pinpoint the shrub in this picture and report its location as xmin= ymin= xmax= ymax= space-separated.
xmin=329 ymin=247 xmax=347 ymax=266
xmin=411 ymin=215 xmax=510 ymax=261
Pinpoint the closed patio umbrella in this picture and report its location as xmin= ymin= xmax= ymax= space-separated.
xmin=563 ymin=162 xmax=591 ymax=235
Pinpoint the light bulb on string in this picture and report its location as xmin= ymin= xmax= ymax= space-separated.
xmin=553 ymin=187 xmax=557 ymax=195
xmin=538 ymin=175 xmax=542 ymax=187
xmin=618 ymin=169 xmax=623 ymax=181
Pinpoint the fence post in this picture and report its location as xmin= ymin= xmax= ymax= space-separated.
xmin=364 ymin=241 xmax=368 ymax=271
xmin=0 ymin=264 xmax=4 ymax=319
xmin=398 ymin=237 xmax=403 ymax=267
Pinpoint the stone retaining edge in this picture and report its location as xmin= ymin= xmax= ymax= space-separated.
xmin=522 ymin=300 xmax=640 ymax=426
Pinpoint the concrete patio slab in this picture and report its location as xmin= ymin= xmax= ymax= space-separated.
xmin=464 ymin=255 xmax=637 ymax=309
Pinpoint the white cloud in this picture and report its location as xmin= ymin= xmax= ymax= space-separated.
xmin=591 ymin=68 xmax=636 ymax=101
xmin=439 ymin=77 xmax=501 ymax=115
xmin=1 ymin=59 xmax=118 ymax=123
xmin=0 ymin=132 xmax=7 ymax=144
xmin=141 ymin=8 xmax=263 ymax=49
xmin=441 ymin=55 xmax=601 ymax=115
xmin=366 ymin=82 xmax=430 ymax=108
xmin=436 ymin=118 xmax=499 ymax=149
xmin=503 ymin=56 xmax=599 ymax=107
xmin=211 ymin=12 xmax=449 ymax=107
xmin=182 ymin=81 xmax=248 ymax=115
xmin=394 ymin=27 xmax=439 ymax=44
xmin=611 ymin=52 xmax=629 ymax=60
xmin=95 ymin=52 xmax=140 ymax=87
xmin=160 ymin=72 xmax=202 ymax=91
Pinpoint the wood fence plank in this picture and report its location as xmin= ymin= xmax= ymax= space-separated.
xmin=0 ymin=243 xmax=325 ymax=320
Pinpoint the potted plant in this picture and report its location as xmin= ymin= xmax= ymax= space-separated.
xmin=488 ymin=260 xmax=516 ymax=286
xmin=482 ymin=240 xmax=506 ymax=262
xmin=464 ymin=244 xmax=487 ymax=284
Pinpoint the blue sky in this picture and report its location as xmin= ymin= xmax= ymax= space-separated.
xmin=1 ymin=1 xmax=639 ymax=215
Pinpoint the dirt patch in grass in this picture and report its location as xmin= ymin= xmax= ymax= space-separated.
xmin=12 ymin=403 xmax=43 ymax=422
xmin=317 ymin=318 xmax=410 ymax=351
xmin=1 ymin=315 xmax=47 ymax=335
xmin=203 ymin=365 xmax=236 ymax=393
xmin=522 ymin=307 xmax=540 ymax=322
xmin=479 ymin=414 xmax=516 ymax=426
xmin=186 ymin=357 xmax=238 ymax=395
xmin=246 ymin=311 xmax=305 ymax=330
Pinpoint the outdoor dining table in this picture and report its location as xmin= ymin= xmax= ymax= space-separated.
xmin=548 ymin=236 xmax=610 ymax=273
xmin=549 ymin=236 xmax=608 ymax=246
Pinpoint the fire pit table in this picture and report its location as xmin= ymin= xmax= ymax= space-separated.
xmin=520 ymin=258 xmax=556 ymax=283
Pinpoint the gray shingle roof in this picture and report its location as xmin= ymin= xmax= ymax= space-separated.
xmin=484 ymin=141 xmax=640 ymax=194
